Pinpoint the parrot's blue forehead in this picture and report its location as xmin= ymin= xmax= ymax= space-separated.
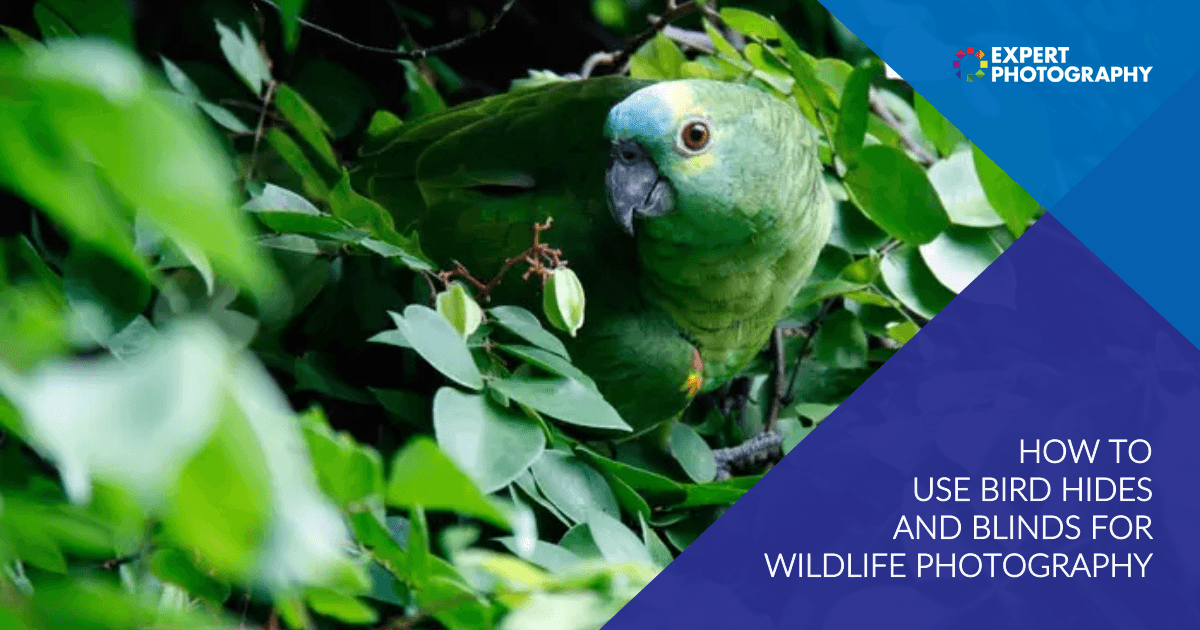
xmin=604 ymin=83 xmax=691 ymax=142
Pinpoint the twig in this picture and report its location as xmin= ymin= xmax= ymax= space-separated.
xmin=437 ymin=218 xmax=565 ymax=301
xmin=250 ymin=0 xmax=518 ymax=60
xmin=781 ymin=300 xmax=836 ymax=406
xmin=582 ymin=0 xmax=710 ymax=77
xmin=765 ymin=326 xmax=786 ymax=434
xmin=713 ymin=431 xmax=782 ymax=480
xmin=868 ymin=86 xmax=937 ymax=165
xmin=661 ymin=25 xmax=715 ymax=52
xmin=246 ymin=79 xmax=278 ymax=184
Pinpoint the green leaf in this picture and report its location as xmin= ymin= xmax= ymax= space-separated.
xmin=274 ymin=83 xmax=338 ymax=170
xmin=266 ymin=128 xmax=332 ymax=201
xmin=490 ymin=375 xmax=630 ymax=432
xmin=530 ymin=451 xmax=620 ymax=523
xmin=719 ymin=8 xmax=781 ymax=38
xmin=586 ymin=510 xmax=653 ymax=566
xmin=640 ymin=513 xmax=674 ymax=568
xmin=843 ymin=146 xmax=949 ymax=244
xmin=918 ymin=226 xmax=1003 ymax=294
xmin=489 ymin=306 xmax=569 ymax=359
xmin=307 ymin=588 xmax=378 ymax=624
xmin=834 ymin=61 xmax=882 ymax=166
xmin=433 ymin=387 xmax=545 ymax=493
xmin=927 ymin=150 xmax=1005 ymax=227
xmin=542 ymin=267 xmax=585 ymax=337
xmin=386 ymin=437 xmax=510 ymax=528
xmin=915 ymin=93 xmax=968 ymax=156
xmin=815 ymin=58 xmax=854 ymax=106
xmin=328 ymin=174 xmax=431 ymax=269
xmin=813 ymin=309 xmax=868 ymax=369
xmin=972 ymin=144 xmax=1041 ymax=236
xmin=215 ymin=20 xmax=270 ymax=96
xmin=703 ymin=19 xmax=740 ymax=60
xmin=382 ymin=305 xmax=483 ymax=390
xmin=436 ymin=283 xmax=483 ymax=339
xmin=495 ymin=345 xmax=597 ymax=390
xmin=629 ymin=32 xmax=686 ymax=80
xmin=881 ymin=244 xmax=955 ymax=318
xmin=668 ymin=422 xmax=716 ymax=483
xmin=400 ymin=60 xmax=445 ymax=119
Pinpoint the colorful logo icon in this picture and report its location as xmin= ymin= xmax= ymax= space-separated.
xmin=955 ymin=46 xmax=988 ymax=82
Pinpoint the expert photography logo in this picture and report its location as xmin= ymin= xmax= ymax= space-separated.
xmin=952 ymin=46 xmax=1153 ymax=83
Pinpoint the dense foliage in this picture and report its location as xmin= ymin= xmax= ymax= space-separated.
xmin=0 ymin=1 xmax=1041 ymax=628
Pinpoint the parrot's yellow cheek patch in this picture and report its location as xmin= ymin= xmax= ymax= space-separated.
xmin=676 ymin=153 xmax=715 ymax=176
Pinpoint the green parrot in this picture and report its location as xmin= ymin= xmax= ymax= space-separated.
xmin=358 ymin=76 xmax=831 ymax=433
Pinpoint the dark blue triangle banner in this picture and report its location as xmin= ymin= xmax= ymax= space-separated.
xmin=603 ymin=0 xmax=1200 ymax=627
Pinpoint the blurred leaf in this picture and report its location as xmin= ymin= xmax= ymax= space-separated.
xmin=307 ymin=588 xmax=378 ymax=624
xmin=720 ymin=8 xmax=781 ymax=38
xmin=40 ymin=0 xmax=132 ymax=44
xmin=915 ymin=93 xmax=968 ymax=156
xmin=433 ymin=387 xmax=545 ymax=493
xmin=0 ymin=321 xmax=355 ymax=590
xmin=275 ymin=83 xmax=338 ymax=170
xmin=301 ymin=409 xmax=386 ymax=507
xmin=32 ymin=4 xmax=76 ymax=40
xmin=972 ymin=144 xmax=1041 ymax=236
xmin=918 ymin=226 xmax=1003 ymax=293
xmin=843 ymin=146 xmax=949 ymax=244
xmin=881 ymin=244 xmax=955 ymax=318
xmin=386 ymin=437 xmax=510 ymax=528
xmin=497 ymin=538 xmax=581 ymax=574
xmin=629 ymin=33 xmax=685 ymax=80
xmin=276 ymin=0 xmax=309 ymax=50
xmin=150 ymin=548 xmax=231 ymax=604
xmin=813 ymin=309 xmax=868 ymax=368
xmin=380 ymin=305 xmax=483 ymax=390
xmin=886 ymin=320 xmax=919 ymax=344
xmin=0 ymin=41 xmax=281 ymax=309
xmin=815 ymin=58 xmax=853 ymax=105
xmin=927 ymin=150 xmax=1005 ymax=227
xmin=215 ymin=20 xmax=270 ymax=96
xmin=834 ymin=61 xmax=881 ymax=166
xmin=489 ymin=306 xmax=569 ymax=359
xmin=490 ymin=375 xmax=630 ymax=432
xmin=530 ymin=451 xmax=619 ymax=523
xmin=668 ymin=422 xmax=716 ymax=483
xmin=0 ymin=26 xmax=44 ymax=53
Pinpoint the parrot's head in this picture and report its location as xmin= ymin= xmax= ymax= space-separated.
xmin=603 ymin=79 xmax=818 ymax=244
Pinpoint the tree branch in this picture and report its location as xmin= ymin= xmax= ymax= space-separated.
xmin=581 ymin=0 xmax=711 ymax=77
xmin=250 ymin=0 xmax=518 ymax=60
xmin=869 ymin=86 xmax=937 ymax=165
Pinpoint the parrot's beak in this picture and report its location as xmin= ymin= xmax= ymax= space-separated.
xmin=606 ymin=139 xmax=674 ymax=236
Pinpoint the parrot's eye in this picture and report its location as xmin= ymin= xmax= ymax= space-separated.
xmin=679 ymin=120 xmax=711 ymax=153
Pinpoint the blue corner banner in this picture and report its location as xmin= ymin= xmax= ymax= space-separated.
xmin=603 ymin=0 xmax=1200 ymax=627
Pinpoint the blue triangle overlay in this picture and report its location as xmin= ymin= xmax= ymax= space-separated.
xmin=604 ymin=213 xmax=1200 ymax=628
xmin=817 ymin=0 xmax=1200 ymax=209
